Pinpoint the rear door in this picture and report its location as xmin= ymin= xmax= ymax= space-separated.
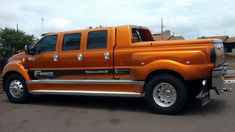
xmin=57 ymin=32 xmax=84 ymax=79
xmin=83 ymin=29 xmax=113 ymax=79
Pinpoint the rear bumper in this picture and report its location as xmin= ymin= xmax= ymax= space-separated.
xmin=212 ymin=63 xmax=228 ymax=94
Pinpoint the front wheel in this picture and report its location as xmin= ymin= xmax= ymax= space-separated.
xmin=4 ymin=74 xmax=32 ymax=103
xmin=145 ymin=74 xmax=188 ymax=114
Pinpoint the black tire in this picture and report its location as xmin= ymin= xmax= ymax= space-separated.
xmin=4 ymin=74 xmax=32 ymax=103
xmin=145 ymin=74 xmax=188 ymax=114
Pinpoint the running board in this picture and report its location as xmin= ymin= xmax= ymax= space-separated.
xmin=27 ymin=79 xmax=144 ymax=85
xmin=30 ymin=90 xmax=143 ymax=97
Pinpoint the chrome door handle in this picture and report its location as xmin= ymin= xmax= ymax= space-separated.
xmin=53 ymin=54 xmax=58 ymax=62
xmin=104 ymin=52 xmax=110 ymax=60
xmin=77 ymin=54 xmax=83 ymax=61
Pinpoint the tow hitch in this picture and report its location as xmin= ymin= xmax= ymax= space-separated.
xmin=201 ymin=80 xmax=232 ymax=107
xmin=220 ymin=88 xmax=232 ymax=93
xmin=214 ymin=87 xmax=232 ymax=95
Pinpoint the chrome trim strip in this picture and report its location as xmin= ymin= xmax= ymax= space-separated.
xmin=30 ymin=90 xmax=142 ymax=97
xmin=27 ymin=79 xmax=144 ymax=85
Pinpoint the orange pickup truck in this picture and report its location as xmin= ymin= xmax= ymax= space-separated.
xmin=0 ymin=25 xmax=229 ymax=114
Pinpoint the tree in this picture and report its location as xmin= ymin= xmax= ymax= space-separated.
xmin=0 ymin=27 xmax=35 ymax=58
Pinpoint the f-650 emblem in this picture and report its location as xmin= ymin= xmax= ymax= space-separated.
xmin=34 ymin=71 xmax=54 ymax=78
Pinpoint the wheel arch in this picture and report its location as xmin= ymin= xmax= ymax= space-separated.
xmin=146 ymin=69 xmax=184 ymax=82
xmin=3 ymin=71 xmax=25 ymax=90
xmin=143 ymin=69 xmax=185 ymax=92
xmin=2 ymin=63 xmax=30 ymax=90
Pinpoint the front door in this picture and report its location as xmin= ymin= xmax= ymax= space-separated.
xmin=83 ymin=29 xmax=113 ymax=79
xmin=26 ymin=35 xmax=59 ymax=79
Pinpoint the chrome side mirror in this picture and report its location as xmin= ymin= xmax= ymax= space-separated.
xmin=24 ymin=44 xmax=38 ymax=55
xmin=24 ymin=45 xmax=30 ymax=54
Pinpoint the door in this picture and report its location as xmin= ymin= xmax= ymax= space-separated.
xmin=57 ymin=32 xmax=85 ymax=79
xmin=26 ymin=35 xmax=59 ymax=79
xmin=83 ymin=29 xmax=113 ymax=79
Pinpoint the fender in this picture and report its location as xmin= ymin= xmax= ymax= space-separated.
xmin=131 ymin=59 xmax=213 ymax=81
xmin=2 ymin=60 xmax=31 ymax=81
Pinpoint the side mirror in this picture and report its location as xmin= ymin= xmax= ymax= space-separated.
xmin=24 ymin=44 xmax=39 ymax=55
xmin=24 ymin=45 xmax=30 ymax=54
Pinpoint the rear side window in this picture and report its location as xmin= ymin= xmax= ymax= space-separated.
xmin=63 ymin=33 xmax=81 ymax=51
xmin=132 ymin=28 xmax=154 ymax=43
xmin=87 ymin=30 xmax=107 ymax=50
xmin=132 ymin=29 xmax=141 ymax=42
xmin=34 ymin=35 xmax=57 ymax=52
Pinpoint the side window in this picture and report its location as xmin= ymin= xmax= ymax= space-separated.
xmin=87 ymin=30 xmax=107 ymax=50
xmin=63 ymin=33 xmax=81 ymax=51
xmin=132 ymin=29 xmax=141 ymax=42
xmin=34 ymin=35 xmax=57 ymax=52
xmin=132 ymin=28 xmax=154 ymax=43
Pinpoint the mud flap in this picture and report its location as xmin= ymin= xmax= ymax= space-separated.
xmin=201 ymin=83 xmax=210 ymax=107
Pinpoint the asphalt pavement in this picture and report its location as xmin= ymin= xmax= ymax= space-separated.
xmin=0 ymin=83 xmax=234 ymax=132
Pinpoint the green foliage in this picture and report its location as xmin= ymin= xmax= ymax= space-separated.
xmin=0 ymin=47 xmax=11 ymax=59
xmin=0 ymin=27 xmax=35 ymax=59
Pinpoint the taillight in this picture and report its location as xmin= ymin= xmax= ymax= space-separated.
xmin=211 ymin=39 xmax=224 ymax=67
xmin=211 ymin=48 xmax=216 ymax=64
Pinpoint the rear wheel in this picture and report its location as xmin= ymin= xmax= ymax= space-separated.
xmin=4 ymin=74 xmax=32 ymax=103
xmin=145 ymin=74 xmax=188 ymax=114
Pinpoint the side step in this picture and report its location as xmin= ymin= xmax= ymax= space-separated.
xmin=30 ymin=90 xmax=143 ymax=97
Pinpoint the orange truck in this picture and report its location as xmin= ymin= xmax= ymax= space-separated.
xmin=0 ymin=25 xmax=230 ymax=114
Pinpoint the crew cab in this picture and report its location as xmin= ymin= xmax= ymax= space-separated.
xmin=0 ymin=25 xmax=229 ymax=114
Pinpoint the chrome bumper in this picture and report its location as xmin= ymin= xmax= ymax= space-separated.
xmin=212 ymin=63 xmax=229 ymax=94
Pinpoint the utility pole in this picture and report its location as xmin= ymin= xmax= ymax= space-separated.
xmin=161 ymin=18 xmax=164 ymax=40
xmin=41 ymin=18 xmax=44 ymax=34
xmin=14 ymin=23 xmax=18 ymax=54
xmin=16 ymin=24 xmax=18 ymax=32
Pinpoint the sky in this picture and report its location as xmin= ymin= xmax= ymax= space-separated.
xmin=0 ymin=0 xmax=235 ymax=39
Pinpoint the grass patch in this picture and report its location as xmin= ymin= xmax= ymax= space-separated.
xmin=226 ymin=52 xmax=235 ymax=56
xmin=227 ymin=61 xmax=235 ymax=68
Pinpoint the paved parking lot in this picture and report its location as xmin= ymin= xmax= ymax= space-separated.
xmin=0 ymin=84 xmax=234 ymax=132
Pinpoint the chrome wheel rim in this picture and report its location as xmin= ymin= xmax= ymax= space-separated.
xmin=9 ymin=80 xmax=24 ymax=98
xmin=153 ymin=82 xmax=177 ymax=107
